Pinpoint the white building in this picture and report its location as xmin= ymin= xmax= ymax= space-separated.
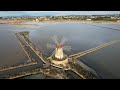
xmin=55 ymin=44 xmax=64 ymax=59
xmin=50 ymin=43 xmax=68 ymax=67
xmin=86 ymin=19 xmax=91 ymax=21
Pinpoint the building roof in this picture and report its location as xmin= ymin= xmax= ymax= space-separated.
xmin=57 ymin=43 xmax=62 ymax=48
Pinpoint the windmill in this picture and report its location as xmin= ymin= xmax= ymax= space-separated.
xmin=47 ymin=35 xmax=71 ymax=60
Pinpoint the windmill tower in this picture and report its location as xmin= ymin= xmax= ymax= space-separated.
xmin=55 ymin=43 xmax=64 ymax=59
xmin=47 ymin=35 xmax=71 ymax=67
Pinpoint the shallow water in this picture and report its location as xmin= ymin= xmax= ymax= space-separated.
xmin=29 ymin=22 xmax=120 ymax=78
xmin=0 ymin=22 xmax=120 ymax=78
xmin=0 ymin=25 xmax=29 ymax=67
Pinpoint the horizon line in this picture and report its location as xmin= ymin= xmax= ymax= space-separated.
xmin=1 ymin=14 xmax=120 ymax=17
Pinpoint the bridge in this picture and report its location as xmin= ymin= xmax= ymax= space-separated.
xmin=69 ymin=40 xmax=120 ymax=59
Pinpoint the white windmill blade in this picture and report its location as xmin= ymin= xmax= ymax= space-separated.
xmin=54 ymin=35 xmax=58 ymax=44
xmin=61 ymin=36 xmax=67 ymax=45
xmin=63 ymin=46 xmax=71 ymax=51
xmin=51 ymin=35 xmax=58 ymax=44
xmin=47 ymin=43 xmax=56 ymax=49
xmin=51 ymin=49 xmax=55 ymax=56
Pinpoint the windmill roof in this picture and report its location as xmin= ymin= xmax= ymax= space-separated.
xmin=57 ymin=43 xmax=62 ymax=48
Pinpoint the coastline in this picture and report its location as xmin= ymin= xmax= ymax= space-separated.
xmin=0 ymin=20 xmax=120 ymax=24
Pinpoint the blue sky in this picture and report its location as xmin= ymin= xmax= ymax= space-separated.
xmin=0 ymin=11 xmax=120 ymax=16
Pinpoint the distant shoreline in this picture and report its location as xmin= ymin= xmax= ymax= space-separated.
xmin=0 ymin=20 xmax=120 ymax=24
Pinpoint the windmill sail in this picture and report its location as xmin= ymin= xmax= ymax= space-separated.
xmin=63 ymin=46 xmax=71 ymax=51
xmin=51 ymin=49 xmax=55 ymax=56
xmin=61 ymin=37 xmax=67 ymax=45
xmin=47 ymin=43 xmax=56 ymax=49
xmin=51 ymin=35 xmax=58 ymax=44
xmin=47 ymin=35 xmax=71 ymax=59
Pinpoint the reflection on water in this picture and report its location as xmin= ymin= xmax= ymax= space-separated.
xmin=0 ymin=22 xmax=120 ymax=78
